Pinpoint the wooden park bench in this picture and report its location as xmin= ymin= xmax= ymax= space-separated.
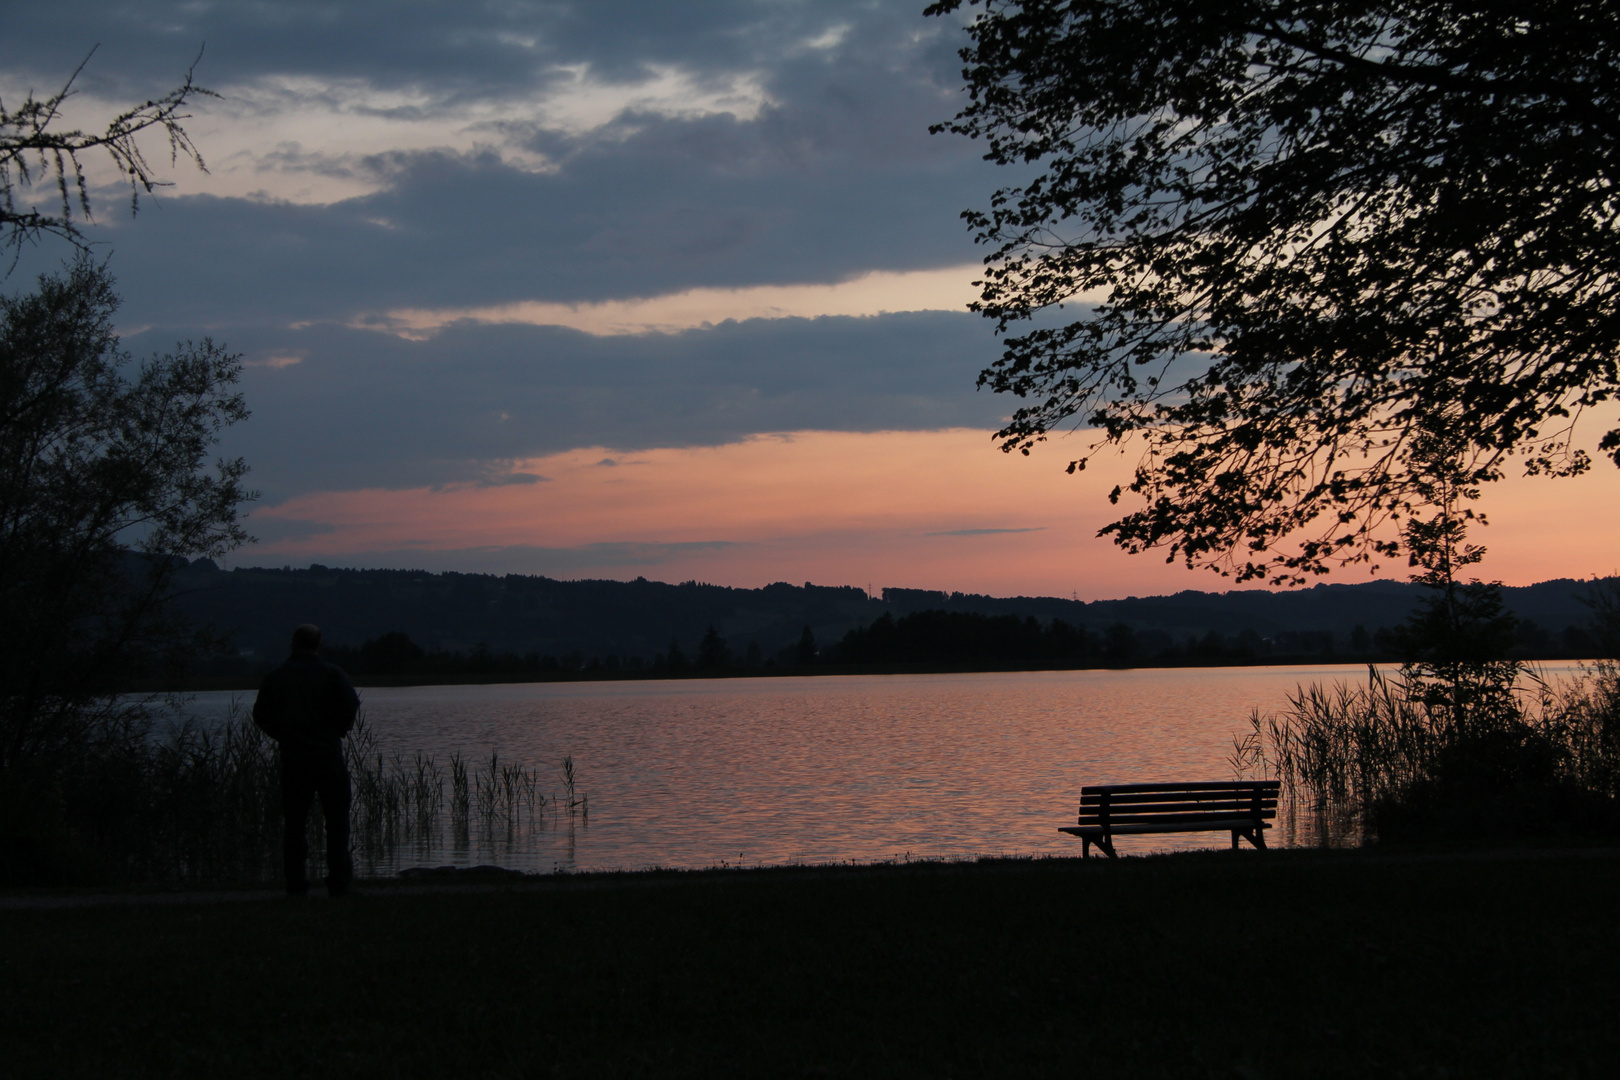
xmin=1059 ymin=779 xmax=1279 ymax=858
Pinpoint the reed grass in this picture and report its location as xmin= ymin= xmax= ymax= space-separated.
xmin=7 ymin=700 xmax=586 ymax=886
xmin=1253 ymin=660 xmax=1620 ymax=845
xmin=333 ymin=713 xmax=579 ymax=880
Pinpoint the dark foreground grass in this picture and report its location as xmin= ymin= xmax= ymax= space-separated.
xmin=4 ymin=849 xmax=1618 ymax=1078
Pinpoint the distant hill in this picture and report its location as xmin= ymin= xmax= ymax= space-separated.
xmin=881 ymin=578 xmax=1605 ymax=657
xmin=171 ymin=564 xmax=882 ymax=670
xmin=170 ymin=561 xmax=1612 ymax=675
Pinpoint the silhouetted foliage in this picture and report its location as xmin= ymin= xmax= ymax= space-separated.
xmin=795 ymin=626 xmax=818 ymax=665
xmin=929 ymin=0 xmax=1620 ymax=582
xmin=1580 ymin=577 xmax=1620 ymax=658
xmin=1 ymin=50 xmax=215 ymax=259
xmin=1103 ymin=623 xmax=1136 ymax=664
xmin=837 ymin=610 xmax=1099 ymax=666
xmin=0 ymin=262 xmax=250 ymax=858
xmin=356 ymin=631 xmax=426 ymax=673
xmin=1268 ymin=429 xmax=1620 ymax=844
xmin=697 ymin=625 xmax=731 ymax=669
xmin=1386 ymin=414 xmax=1521 ymax=726
xmin=324 ymin=633 xmax=600 ymax=679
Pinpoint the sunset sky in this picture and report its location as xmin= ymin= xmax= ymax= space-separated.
xmin=6 ymin=1 xmax=1616 ymax=598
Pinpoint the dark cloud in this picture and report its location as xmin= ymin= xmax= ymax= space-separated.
xmin=76 ymin=133 xmax=990 ymax=327
xmin=4 ymin=1 xmax=962 ymax=113
xmin=26 ymin=16 xmax=998 ymax=326
xmin=124 ymin=309 xmax=1006 ymax=501
xmin=6 ymin=0 xmax=1004 ymax=323
xmin=4 ymin=2 xmax=1014 ymax=506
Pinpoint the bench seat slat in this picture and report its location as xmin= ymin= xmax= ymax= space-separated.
xmin=1061 ymin=820 xmax=1270 ymax=838
xmin=1075 ymin=811 xmax=1275 ymax=827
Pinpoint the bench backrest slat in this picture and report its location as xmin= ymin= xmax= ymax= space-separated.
xmin=1081 ymin=792 xmax=1278 ymax=805
xmin=1080 ymin=780 xmax=1279 ymax=796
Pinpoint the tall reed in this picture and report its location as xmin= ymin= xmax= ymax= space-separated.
xmin=344 ymin=720 xmax=566 ymax=873
xmin=1257 ymin=661 xmax=1620 ymax=845
xmin=21 ymin=700 xmax=586 ymax=884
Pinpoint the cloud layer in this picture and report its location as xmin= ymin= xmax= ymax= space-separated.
xmin=122 ymin=309 xmax=1005 ymax=499
xmin=10 ymin=1 xmax=995 ymax=322
xmin=5 ymin=2 xmax=1015 ymax=511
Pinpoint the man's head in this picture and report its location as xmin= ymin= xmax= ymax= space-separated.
xmin=291 ymin=624 xmax=322 ymax=655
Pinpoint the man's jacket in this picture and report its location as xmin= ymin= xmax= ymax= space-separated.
xmin=251 ymin=653 xmax=361 ymax=757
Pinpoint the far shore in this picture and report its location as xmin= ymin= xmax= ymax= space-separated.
xmin=153 ymin=651 xmax=1603 ymax=694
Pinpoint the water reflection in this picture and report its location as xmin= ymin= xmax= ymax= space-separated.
xmin=181 ymin=664 xmax=1587 ymax=873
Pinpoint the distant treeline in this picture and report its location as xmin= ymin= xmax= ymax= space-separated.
xmin=839 ymin=610 xmax=1601 ymax=668
xmin=322 ymin=626 xmax=818 ymax=679
xmin=313 ymin=603 xmax=1609 ymax=683
xmin=169 ymin=560 xmax=1615 ymax=684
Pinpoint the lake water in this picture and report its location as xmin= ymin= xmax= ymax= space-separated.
xmin=181 ymin=663 xmax=1584 ymax=874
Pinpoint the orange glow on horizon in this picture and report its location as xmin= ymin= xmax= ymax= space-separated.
xmin=243 ymin=429 xmax=1620 ymax=599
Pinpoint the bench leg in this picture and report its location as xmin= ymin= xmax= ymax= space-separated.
xmin=1078 ymin=834 xmax=1116 ymax=860
xmin=1232 ymin=827 xmax=1268 ymax=851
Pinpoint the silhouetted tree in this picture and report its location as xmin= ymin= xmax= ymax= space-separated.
xmin=696 ymin=625 xmax=731 ymax=669
xmin=2 ymin=50 xmax=215 ymax=258
xmin=1 ymin=262 xmax=250 ymax=830
xmin=1382 ymin=414 xmax=1520 ymax=735
xmin=665 ymin=637 xmax=689 ymax=671
xmin=359 ymin=631 xmax=425 ymax=674
xmin=795 ymin=626 xmax=818 ymax=665
xmin=839 ymin=608 xmax=1096 ymax=666
xmin=1580 ymin=578 xmax=1620 ymax=658
xmin=1563 ymin=624 xmax=1598 ymax=657
xmin=929 ymin=0 xmax=1620 ymax=582
xmin=1235 ymin=628 xmax=1263 ymax=657
xmin=1103 ymin=624 xmax=1136 ymax=663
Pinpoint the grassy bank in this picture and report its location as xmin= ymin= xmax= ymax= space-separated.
xmin=4 ymin=848 xmax=1618 ymax=1078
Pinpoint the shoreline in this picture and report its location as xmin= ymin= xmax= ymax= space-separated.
xmin=152 ymin=652 xmax=1605 ymax=693
xmin=8 ymin=840 xmax=1618 ymax=909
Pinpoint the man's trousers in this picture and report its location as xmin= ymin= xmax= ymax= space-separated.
xmin=280 ymin=749 xmax=352 ymax=895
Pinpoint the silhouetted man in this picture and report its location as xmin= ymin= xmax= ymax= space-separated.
xmin=252 ymin=624 xmax=361 ymax=896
